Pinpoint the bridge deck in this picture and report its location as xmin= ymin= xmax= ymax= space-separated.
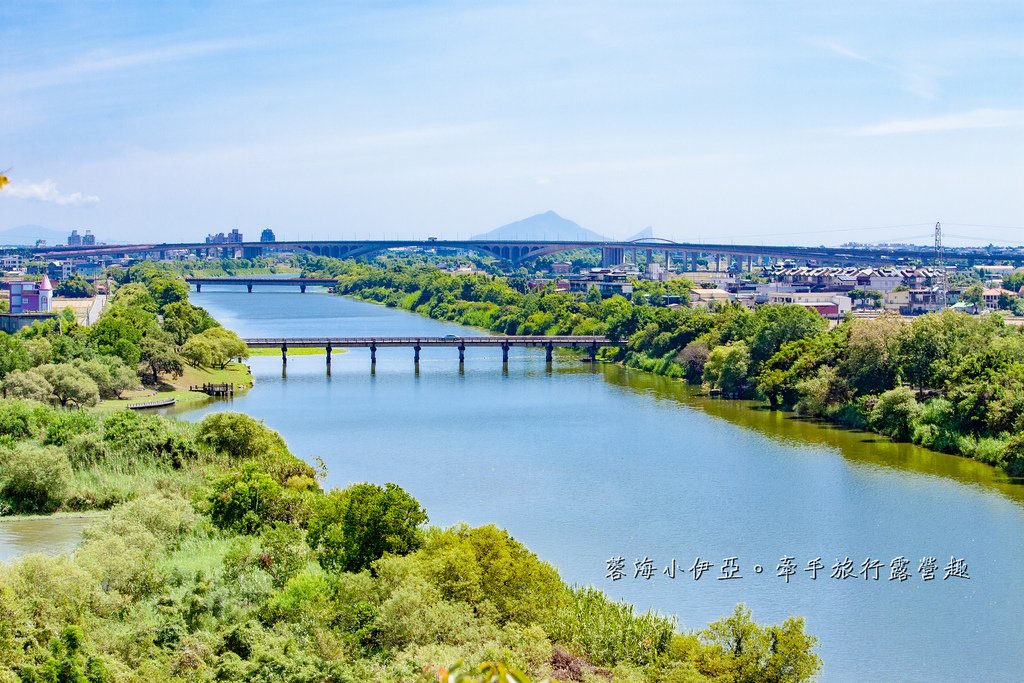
xmin=244 ymin=335 xmax=614 ymax=348
xmin=184 ymin=277 xmax=336 ymax=284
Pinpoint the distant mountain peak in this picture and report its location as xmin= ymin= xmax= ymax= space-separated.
xmin=472 ymin=211 xmax=607 ymax=241
xmin=0 ymin=224 xmax=68 ymax=246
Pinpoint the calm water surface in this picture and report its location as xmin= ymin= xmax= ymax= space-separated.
xmin=187 ymin=286 xmax=1024 ymax=682
xmin=0 ymin=516 xmax=97 ymax=563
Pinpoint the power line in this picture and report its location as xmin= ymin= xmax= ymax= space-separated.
xmin=945 ymin=222 xmax=1024 ymax=231
xmin=721 ymin=222 xmax=932 ymax=239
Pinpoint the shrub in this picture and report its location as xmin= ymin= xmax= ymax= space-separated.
xmin=407 ymin=524 xmax=567 ymax=627
xmin=207 ymin=465 xmax=290 ymax=534
xmin=0 ymin=444 xmax=73 ymax=512
xmin=1000 ymin=434 xmax=1024 ymax=476
xmin=197 ymin=412 xmax=288 ymax=461
xmin=258 ymin=522 xmax=311 ymax=587
xmin=0 ymin=400 xmax=38 ymax=439
xmin=44 ymin=411 xmax=100 ymax=447
xmin=307 ymin=482 xmax=427 ymax=573
xmin=869 ymin=387 xmax=920 ymax=442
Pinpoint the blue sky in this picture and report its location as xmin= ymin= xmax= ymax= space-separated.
xmin=1 ymin=1 xmax=1022 ymax=246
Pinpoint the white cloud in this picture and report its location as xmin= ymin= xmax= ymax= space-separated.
xmin=850 ymin=108 xmax=1024 ymax=136
xmin=0 ymin=38 xmax=260 ymax=94
xmin=810 ymin=38 xmax=937 ymax=98
xmin=810 ymin=39 xmax=874 ymax=65
xmin=3 ymin=180 xmax=100 ymax=206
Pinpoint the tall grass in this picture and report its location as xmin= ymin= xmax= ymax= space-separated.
xmin=548 ymin=585 xmax=676 ymax=667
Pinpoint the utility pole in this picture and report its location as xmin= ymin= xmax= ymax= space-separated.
xmin=934 ymin=221 xmax=948 ymax=307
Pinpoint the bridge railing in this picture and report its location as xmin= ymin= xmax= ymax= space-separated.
xmin=243 ymin=336 xmax=614 ymax=347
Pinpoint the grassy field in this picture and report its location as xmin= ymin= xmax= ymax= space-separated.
xmin=98 ymin=361 xmax=253 ymax=411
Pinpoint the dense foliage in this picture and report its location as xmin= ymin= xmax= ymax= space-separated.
xmin=0 ymin=404 xmax=820 ymax=681
xmin=305 ymin=257 xmax=1024 ymax=475
xmin=0 ymin=262 xmax=248 ymax=404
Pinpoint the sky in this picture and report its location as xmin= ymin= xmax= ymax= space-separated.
xmin=1 ymin=1 xmax=1022 ymax=247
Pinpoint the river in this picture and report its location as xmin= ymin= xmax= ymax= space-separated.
xmin=181 ymin=285 xmax=1023 ymax=682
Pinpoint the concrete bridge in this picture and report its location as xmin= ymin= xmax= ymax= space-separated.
xmin=26 ymin=237 xmax=1017 ymax=267
xmin=185 ymin=276 xmax=336 ymax=293
xmin=244 ymin=335 xmax=615 ymax=366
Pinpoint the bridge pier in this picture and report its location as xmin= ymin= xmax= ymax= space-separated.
xmin=590 ymin=341 xmax=598 ymax=361
xmin=502 ymin=341 xmax=510 ymax=364
xmin=545 ymin=342 xmax=553 ymax=363
xmin=370 ymin=344 xmax=377 ymax=366
xmin=281 ymin=342 xmax=287 ymax=366
xmin=326 ymin=344 xmax=332 ymax=367
xmin=413 ymin=344 xmax=421 ymax=365
xmin=300 ymin=285 xmax=307 ymax=293
xmin=458 ymin=343 xmax=465 ymax=363
xmin=195 ymin=283 xmax=201 ymax=293
xmin=247 ymin=284 xmax=253 ymax=293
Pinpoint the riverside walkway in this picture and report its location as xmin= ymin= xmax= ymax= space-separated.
xmin=243 ymin=335 xmax=615 ymax=365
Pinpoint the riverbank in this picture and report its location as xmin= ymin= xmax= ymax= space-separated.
xmin=0 ymin=390 xmax=820 ymax=680
xmin=308 ymin=258 xmax=1024 ymax=477
xmin=185 ymin=286 xmax=1024 ymax=681
xmin=98 ymin=360 xmax=252 ymax=410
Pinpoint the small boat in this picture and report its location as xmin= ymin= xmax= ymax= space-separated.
xmin=127 ymin=397 xmax=176 ymax=410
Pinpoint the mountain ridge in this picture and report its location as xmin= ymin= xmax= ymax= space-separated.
xmin=471 ymin=210 xmax=608 ymax=241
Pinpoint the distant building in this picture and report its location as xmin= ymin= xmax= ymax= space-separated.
xmin=766 ymin=291 xmax=852 ymax=318
xmin=983 ymin=288 xmax=1016 ymax=310
xmin=567 ymin=268 xmax=635 ymax=298
xmin=1 ymin=254 xmax=24 ymax=271
xmin=206 ymin=229 xmax=243 ymax=244
xmin=260 ymin=228 xmax=276 ymax=242
xmin=9 ymin=276 xmax=53 ymax=313
xmin=27 ymin=260 xmax=72 ymax=281
xmin=67 ymin=229 xmax=96 ymax=246
xmin=551 ymin=261 xmax=572 ymax=275
xmin=74 ymin=262 xmax=104 ymax=278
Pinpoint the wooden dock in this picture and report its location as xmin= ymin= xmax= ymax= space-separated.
xmin=189 ymin=383 xmax=235 ymax=397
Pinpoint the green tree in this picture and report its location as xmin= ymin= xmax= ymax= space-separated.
xmin=89 ymin=315 xmax=143 ymax=366
xmin=37 ymin=363 xmax=100 ymax=407
xmin=307 ymin=482 xmax=427 ymax=573
xmin=842 ymin=314 xmax=902 ymax=395
xmin=139 ymin=334 xmax=184 ymax=384
xmin=0 ymin=333 xmax=30 ymax=379
xmin=703 ymin=341 xmax=751 ymax=395
xmin=1 ymin=369 xmax=53 ymax=402
xmin=190 ymin=327 xmax=249 ymax=369
xmin=180 ymin=335 xmax=215 ymax=368
xmin=699 ymin=604 xmax=821 ymax=683
xmin=53 ymin=275 xmax=96 ymax=298
xmin=960 ymin=284 xmax=984 ymax=309
xmin=746 ymin=304 xmax=827 ymax=369
xmin=161 ymin=300 xmax=219 ymax=344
